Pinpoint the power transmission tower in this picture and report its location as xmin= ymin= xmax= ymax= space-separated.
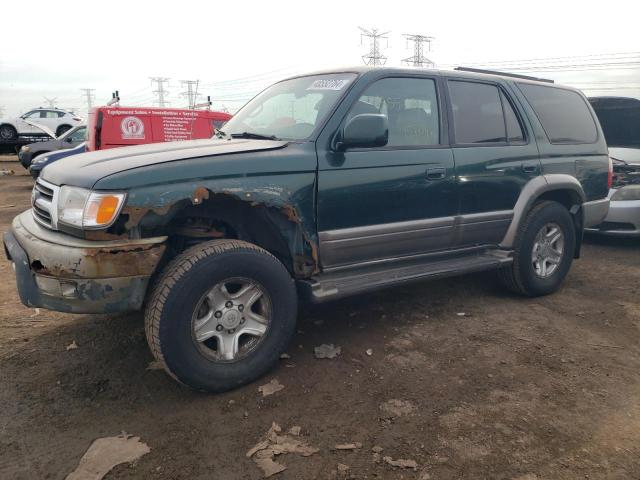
xmin=150 ymin=77 xmax=170 ymax=107
xmin=181 ymin=80 xmax=201 ymax=109
xmin=43 ymin=97 xmax=58 ymax=108
xmin=80 ymin=88 xmax=96 ymax=111
xmin=359 ymin=27 xmax=389 ymax=67
xmin=402 ymin=34 xmax=435 ymax=68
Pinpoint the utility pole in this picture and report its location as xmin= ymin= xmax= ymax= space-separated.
xmin=43 ymin=97 xmax=58 ymax=108
xmin=150 ymin=77 xmax=170 ymax=108
xmin=359 ymin=27 xmax=389 ymax=67
xmin=80 ymin=88 xmax=96 ymax=111
xmin=402 ymin=34 xmax=435 ymax=68
xmin=181 ymin=80 xmax=200 ymax=109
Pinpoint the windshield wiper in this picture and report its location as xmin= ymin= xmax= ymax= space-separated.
xmin=230 ymin=131 xmax=279 ymax=140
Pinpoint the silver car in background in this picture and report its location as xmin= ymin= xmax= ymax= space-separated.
xmin=586 ymin=147 xmax=640 ymax=236
xmin=587 ymin=96 xmax=640 ymax=237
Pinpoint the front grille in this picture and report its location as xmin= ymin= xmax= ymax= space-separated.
xmin=31 ymin=178 xmax=59 ymax=229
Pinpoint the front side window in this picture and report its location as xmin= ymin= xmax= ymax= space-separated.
xmin=346 ymin=77 xmax=440 ymax=147
xmin=24 ymin=111 xmax=43 ymax=119
xmin=222 ymin=73 xmax=357 ymax=140
xmin=518 ymin=83 xmax=597 ymax=144
xmin=68 ymin=127 xmax=87 ymax=142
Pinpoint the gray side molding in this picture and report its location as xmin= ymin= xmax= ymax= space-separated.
xmin=500 ymin=174 xmax=586 ymax=248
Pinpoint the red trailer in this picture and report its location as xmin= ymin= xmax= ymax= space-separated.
xmin=86 ymin=106 xmax=232 ymax=151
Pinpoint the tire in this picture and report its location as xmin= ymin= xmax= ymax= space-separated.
xmin=56 ymin=125 xmax=71 ymax=137
xmin=0 ymin=125 xmax=17 ymax=141
xmin=499 ymin=200 xmax=575 ymax=296
xmin=145 ymin=239 xmax=298 ymax=392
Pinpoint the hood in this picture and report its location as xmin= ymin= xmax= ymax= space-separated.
xmin=41 ymin=137 xmax=289 ymax=188
xmin=23 ymin=119 xmax=57 ymax=138
xmin=609 ymin=147 xmax=640 ymax=165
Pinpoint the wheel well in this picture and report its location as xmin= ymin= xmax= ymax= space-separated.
xmin=165 ymin=195 xmax=297 ymax=275
xmin=535 ymin=189 xmax=584 ymax=257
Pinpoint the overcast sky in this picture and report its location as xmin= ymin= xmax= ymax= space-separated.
xmin=1 ymin=0 xmax=639 ymax=117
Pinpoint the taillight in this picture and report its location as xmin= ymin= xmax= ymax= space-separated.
xmin=607 ymin=156 xmax=613 ymax=190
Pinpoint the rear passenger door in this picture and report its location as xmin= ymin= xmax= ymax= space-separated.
xmin=446 ymin=78 xmax=540 ymax=246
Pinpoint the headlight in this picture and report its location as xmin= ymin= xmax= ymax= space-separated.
xmin=57 ymin=186 xmax=126 ymax=229
xmin=611 ymin=185 xmax=640 ymax=201
xmin=32 ymin=156 xmax=49 ymax=165
xmin=21 ymin=146 xmax=30 ymax=153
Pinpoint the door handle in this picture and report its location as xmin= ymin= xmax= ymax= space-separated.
xmin=426 ymin=167 xmax=446 ymax=180
xmin=522 ymin=163 xmax=538 ymax=174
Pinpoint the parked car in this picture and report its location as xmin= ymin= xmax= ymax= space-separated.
xmin=0 ymin=108 xmax=83 ymax=141
xmin=86 ymin=106 xmax=232 ymax=151
xmin=586 ymin=96 xmax=640 ymax=236
xmin=18 ymin=125 xmax=87 ymax=169
xmin=28 ymin=142 xmax=87 ymax=179
xmin=4 ymin=67 xmax=611 ymax=392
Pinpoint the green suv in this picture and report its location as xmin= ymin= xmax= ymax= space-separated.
xmin=3 ymin=67 xmax=611 ymax=391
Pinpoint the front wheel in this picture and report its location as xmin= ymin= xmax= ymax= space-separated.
xmin=0 ymin=125 xmax=17 ymax=141
xmin=499 ymin=200 xmax=575 ymax=296
xmin=144 ymin=239 xmax=298 ymax=392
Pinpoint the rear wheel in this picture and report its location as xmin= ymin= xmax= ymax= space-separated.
xmin=0 ymin=125 xmax=17 ymax=141
xmin=499 ymin=201 xmax=575 ymax=296
xmin=56 ymin=125 xmax=71 ymax=137
xmin=145 ymin=239 xmax=297 ymax=392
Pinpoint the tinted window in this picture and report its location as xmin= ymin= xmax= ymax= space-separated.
xmin=346 ymin=77 xmax=440 ymax=147
xmin=518 ymin=84 xmax=597 ymax=144
xmin=501 ymin=91 xmax=525 ymax=142
xmin=449 ymin=81 xmax=507 ymax=144
xmin=69 ymin=127 xmax=86 ymax=142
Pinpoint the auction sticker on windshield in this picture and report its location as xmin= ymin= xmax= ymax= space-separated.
xmin=307 ymin=78 xmax=352 ymax=90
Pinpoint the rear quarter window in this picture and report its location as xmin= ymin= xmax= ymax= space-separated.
xmin=518 ymin=83 xmax=598 ymax=144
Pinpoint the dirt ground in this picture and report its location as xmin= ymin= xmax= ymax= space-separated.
xmin=1 ymin=154 xmax=640 ymax=480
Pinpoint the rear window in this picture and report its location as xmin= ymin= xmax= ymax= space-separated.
xmin=518 ymin=84 xmax=598 ymax=144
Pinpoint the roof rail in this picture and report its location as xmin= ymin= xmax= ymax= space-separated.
xmin=454 ymin=67 xmax=554 ymax=84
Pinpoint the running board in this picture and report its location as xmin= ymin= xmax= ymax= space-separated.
xmin=299 ymin=250 xmax=512 ymax=303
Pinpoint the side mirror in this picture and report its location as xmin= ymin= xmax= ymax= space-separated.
xmin=338 ymin=114 xmax=388 ymax=150
xmin=65 ymin=137 xmax=73 ymax=142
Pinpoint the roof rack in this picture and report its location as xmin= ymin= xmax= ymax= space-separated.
xmin=454 ymin=67 xmax=554 ymax=84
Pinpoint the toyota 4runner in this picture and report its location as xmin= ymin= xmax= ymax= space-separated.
xmin=3 ymin=67 xmax=611 ymax=391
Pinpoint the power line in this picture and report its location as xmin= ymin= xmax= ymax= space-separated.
xmin=80 ymin=88 xmax=95 ymax=111
xmin=402 ymin=33 xmax=435 ymax=68
xmin=180 ymin=80 xmax=200 ymax=109
xmin=150 ymin=77 xmax=170 ymax=107
xmin=359 ymin=27 xmax=389 ymax=67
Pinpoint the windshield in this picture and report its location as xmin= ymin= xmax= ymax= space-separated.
xmin=221 ymin=73 xmax=357 ymax=140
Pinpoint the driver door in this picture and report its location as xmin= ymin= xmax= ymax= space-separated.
xmin=316 ymin=76 xmax=457 ymax=268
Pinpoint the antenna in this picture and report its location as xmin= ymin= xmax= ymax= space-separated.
xmin=150 ymin=77 xmax=170 ymax=107
xmin=359 ymin=27 xmax=389 ymax=67
xmin=402 ymin=34 xmax=435 ymax=68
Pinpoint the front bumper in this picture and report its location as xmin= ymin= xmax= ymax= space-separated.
xmin=585 ymin=197 xmax=640 ymax=237
xmin=3 ymin=210 xmax=167 ymax=314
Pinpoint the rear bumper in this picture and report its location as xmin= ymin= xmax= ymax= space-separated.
xmin=582 ymin=198 xmax=610 ymax=228
xmin=585 ymin=198 xmax=640 ymax=237
xmin=3 ymin=210 xmax=167 ymax=314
